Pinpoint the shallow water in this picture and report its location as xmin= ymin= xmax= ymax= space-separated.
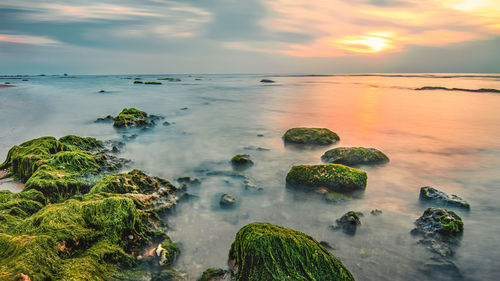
xmin=1 ymin=74 xmax=500 ymax=280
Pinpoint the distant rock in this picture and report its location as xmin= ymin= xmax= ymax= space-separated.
xmin=330 ymin=211 xmax=363 ymax=235
xmin=321 ymin=147 xmax=389 ymax=166
xmin=415 ymin=86 xmax=500 ymax=93
xmin=158 ymin=78 xmax=181 ymax=82
xmin=112 ymin=108 xmax=159 ymax=129
xmin=98 ymin=90 xmax=106 ymax=93
xmin=420 ymin=186 xmax=470 ymax=209
xmin=163 ymin=121 xmax=171 ymax=126
xmin=260 ymin=79 xmax=275 ymax=83
xmin=95 ymin=115 xmax=114 ymax=123
xmin=177 ymin=176 xmax=201 ymax=186
xmin=370 ymin=209 xmax=383 ymax=216
xmin=286 ymin=164 xmax=367 ymax=193
xmin=283 ymin=127 xmax=339 ymax=145
xmin=144 ymin=81 xmax=162 ymax=85
xmin=231 ymin=154 xmax=253 ymax=167
xmin=133 ymin=80 xmax=143 ymax=84
xmin=220 ymin=194 xmax=236 ymax=206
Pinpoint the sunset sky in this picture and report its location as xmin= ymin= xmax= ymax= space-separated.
xmin=1 ymin=0 xmax=499 ymax=74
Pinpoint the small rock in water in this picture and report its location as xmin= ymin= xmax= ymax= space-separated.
xmin=133 ymin=80 xmax=143 ymax=84
xmin=321 ymin=147 xmax=389 ymax=166
xmin=99 ymin=90 xmax=106 ymax=93
xmin=420 ymin=186 xmax=470 ymax=209
xmin=163 ymin=121 xmax=171 ymax=126
xmin=95 ymin=115 xmax=114 ymax=123
xmin=370 ymin=209 xmax=382 ymax=216
xmin=180 ymin=107 xmax=188 ymax=110
xmin=243 ymin=179 xmax=263 ymax=191
xmin=319 ymin=241 xmax=335 ymax=250
xmin=330 ymin=211 xmax=363 ymax=235
xmin=283 ymin=127 xmax=339 ymax=145
xmin=111 ymin=146 xmax=120 ymax=153
xmin=257 ymin=134 xmax=264 ymax=137
xmin=199 ymin=268 xmax=230 ymax=281
xmin=231 ymin=154 xmax=253 ymax=168
xmin=220 ymin=194 xmax=236 ymax=206
xmin=177 ymin=176 xmax=201 ymax=186
xmin=260 ymin=79 xmax=275 ymax=83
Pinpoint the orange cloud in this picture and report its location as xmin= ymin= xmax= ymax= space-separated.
xmin=0 ymin=34 xmax=60 ymax=45
xmin=226 ymin=0 xmax=500 ymax=57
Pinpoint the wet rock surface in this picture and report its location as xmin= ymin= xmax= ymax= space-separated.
xmin=420 ymin=186 xmax=470 ymax=209
xmin=330 ymin=211 xmax=363 ymax=235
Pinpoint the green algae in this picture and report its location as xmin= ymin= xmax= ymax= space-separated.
xmin=228 ymin=222 xmax=355 ymax=281
xmin=0 ymin=136 xmax=65 ymax=181
xmin=283 ymin=128 xmax=339 ymax=145
xmin=113 ymin=108 xmax=148 ymax=128
xmin=59 ymin=135 xmax=103 ymax=152
xmin=286 ymin=164 xmax=367 ymax=193
xmin=90 ymin=169 xmax=174 ymax=195
xmin=157 ymin=237 xmax=180 ymax=266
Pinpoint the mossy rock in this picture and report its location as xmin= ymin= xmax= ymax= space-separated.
xmin=59 ymin=135 xmax=103 ymax=152
xmin=331 ymin=211 xmax=363 ymax=235
xmin=0 ymin=190 xmax=46 ymax=219
xmin=156 ymin=237 xmax=180 ymax=266
xmin=321 ymin=147 xmax=389 ymax=166
xmin=0 ymin=136 xmax=65 ymax=181
xmin=231 ymin=154 xmax=253 ymax=166
xmin=24 ymin=151 xmax=102 ymax=202
xmin=286 ymin=164 xmax=367 ymax=193
xmin=90 ymin=169 xmax=174 ymax=194
xmin=228 ymin=222 xmax=355 ymax=281
xmin=412 ymin=208 xmax=464 ymax=239
xmin=283 ymin=128 xmax=339 ymax=145
xmin=113 ymin=108 xmax=148 ymax=128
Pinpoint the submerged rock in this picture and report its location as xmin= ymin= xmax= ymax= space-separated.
xmin=330 ymin=211 xmax=363 ymax=235
xmin=220 ymin=194 xmax=236 ymax=206
xmin=286 ymin=164 xmax=367 ymax=193
xmin=283 ymin=127 xmax=339 ymax=145
xmin=199 ymin=268 xmax=231 ymax=281
xmin=177 ymin=176 xmax=201 ymax=186
xmin=411 ymin=208 xmax=464 ymax=257
xmin=228 ymin=222 xmax=355 ymax=281
xmin=420 ymin=186 xmax=470 ymax=209
xmin=324 ymin=191 xmax=352 ymax=203
xmin=230 ymin=154 xmax=253 ymax=167
xmin=321 ymin=147 xmax=389 ymax=166
xmin=370 ymin=209 xmax=383 ymax=216
xmin=156 ymin=237 xmax=180 ymax=266
xmin=95 ymin=115 xmax=114 ymax=123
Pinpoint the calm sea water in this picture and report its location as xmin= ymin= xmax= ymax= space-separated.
xmin=1 ymin=74 xmax=500 ymax=280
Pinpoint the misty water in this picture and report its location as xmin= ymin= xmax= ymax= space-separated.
xmin=1 ymin=74 xmax=500 ymax=280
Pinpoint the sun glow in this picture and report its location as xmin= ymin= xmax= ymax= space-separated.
xmin=335 ymin=32 xmax=396 ymax=54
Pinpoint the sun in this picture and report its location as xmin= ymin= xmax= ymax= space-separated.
xmin=333 ymin=32 xmax=396 ymax=54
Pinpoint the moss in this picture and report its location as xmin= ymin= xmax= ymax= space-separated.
xmin=90 ymin=169 xmax=174 ymax=195
xmin=0 ymin=136 xmax=65 ymax=181
xmin=0 ymin=190 xmax=46 ymax=219
xmin=286 ymin=164 xmax=367 ymax=193
xmin=0 ymin=233 xmax=61 ymax=281
xmin=24 ymin=151 xmax=101 ymax=202
xmin=283 ymin=128 xmax=339 ymax=145
xmin=321 ymin=147 xmax=389 ymax=166
xmin=157 ymin=237 xmax=180 ymax=266
xmin=59 ymin=135 xmax=103 ymax=152
xmin=228 ymin=222 xmax=355 ymax=281
xmin=413 ymin=208 xmax=464 ymax=239
xmin=113 ymin=108 xmax=148 ymax=128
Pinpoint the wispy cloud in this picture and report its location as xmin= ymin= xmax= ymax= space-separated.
xmin=224 ymin=0 xmax=500 ymax=57
xmin=0 ymin=34 xmax=60 ymax=45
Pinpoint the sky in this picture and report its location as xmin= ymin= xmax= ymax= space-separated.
xmin=0 ymin=0 xmax=499 ymax=74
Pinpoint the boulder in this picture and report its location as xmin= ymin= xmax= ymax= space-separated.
xmin=286 ymin=164 xmax=367 ymax=193
xmin=330 ymin=211 xmax=363 ymax=235
xmin=230 ymin=154 xmax=253 ymax=167
xmin=283 ymin=127 xmax=339 ymax=145
xmin=220 ymin=194 xmax=236 ymax=206
xmin=321 ymin=147 xmax=389 ymax=165
xmin=420 ymin=186 xmax=470 ymax=209
xmin=228 ymin=222 xmax=354 ymax=281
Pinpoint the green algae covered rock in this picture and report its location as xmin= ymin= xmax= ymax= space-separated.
xmin=113 ymin=108 xmax=148 ymax=128
xmin=59 ymin=135 xmax=103 ymax=152
xmin=228 ymin=222 xmax=355 ymax=281
xmin=412 ymin=208 xmax=464 ymax=239
xmin=321 ymin=147 xmax=389 ymax=166
xmin=419 ymin=186 xmax=470 ymax=209
xmin=199 ymin=268 xmax=229 ymax=281
xmin=286 ymin=164 xmax=367 ymax=193
xmin=230 ymin=154 xmax=253 ymax=166
xmin=0 ymin=136 xmax=65 ymax=181
xmin=283 ymin=128 xmax=339 ymax=145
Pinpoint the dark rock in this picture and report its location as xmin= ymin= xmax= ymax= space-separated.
xmin=330 ymin=211 xmax=363 ymax=235
xmin=220 ymin=194 xmax=236 ymax=206
xmin=243 ymin=179 xmax=263 ymax=191
xmin=177 ymin=177 xmax=201 ymax=186
xmin=95 ymin=115 xmax=114 ymax=123
xmin=283 ymin=127 xmax=339 ymax=145
xmin=420 ymin=186 xmax=470 ymax=209
xmin=257 ymin=134 xmax=264 ymax=137
xmin=370 ymin=209 xmax=382 ymax=216
xmin=260 ymin=79 xmax=275 ymax=83
xmin=199 ymin=268 xmax=230 ymax=281
xmin=163 ymin=121 xmax=171 ymax=126
xmin=321 ymin=147 xmax=389 ymax=166
xmin=180 ymin=107 xmax=188 ymax=110
xmin=111 ymin=146 xmax=119 ymax=153
xmin=144 ymin=81 xmax=162 ymax=85
xmin=319 ymin=241 xmax=335 ymax=250
xmin=133 ymin=80 xmax=143 ymax=84
xmin=98 ymin=90 xmax=106 ymax=93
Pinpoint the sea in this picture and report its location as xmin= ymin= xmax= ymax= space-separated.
xmin=1 ymin=73 xmax=499 ymax=280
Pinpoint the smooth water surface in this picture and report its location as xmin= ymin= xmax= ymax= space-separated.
xmin=1 ymin=74 xmax=500 ymax=280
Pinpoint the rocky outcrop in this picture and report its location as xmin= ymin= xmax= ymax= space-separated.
xmin=321 ymin=147 xmax=389 ymax=166
xmin=420 ymin=186 xmax=470 ymax=209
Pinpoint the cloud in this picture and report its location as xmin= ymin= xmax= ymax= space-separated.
xmin=224 ymin=0 xmax=500 ymax=57
xmin=0 ymin=34 xmax=60 ymax=45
